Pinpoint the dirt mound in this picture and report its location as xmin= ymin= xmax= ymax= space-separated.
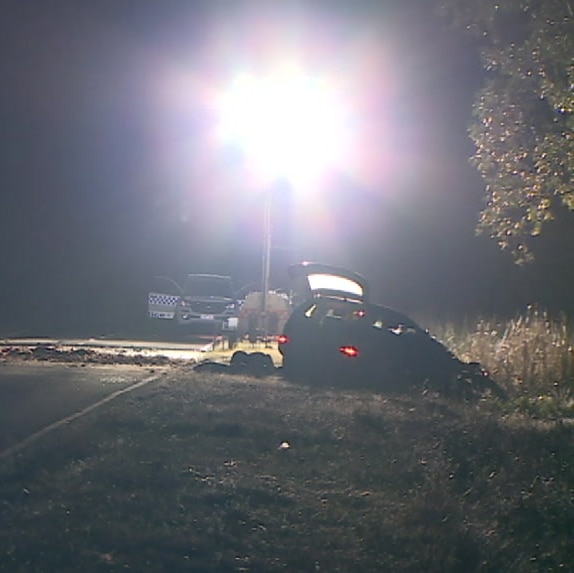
xmin=0 ymin=344 xmax=184 ymax=367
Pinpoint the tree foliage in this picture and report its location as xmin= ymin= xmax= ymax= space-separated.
xmin=440 ymin=0 xmax=574 ymax=262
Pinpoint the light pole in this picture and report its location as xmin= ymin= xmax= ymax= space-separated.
xmin=261 ymin=187 xmax=272 ymax=335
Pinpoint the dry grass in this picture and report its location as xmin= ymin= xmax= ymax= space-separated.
xmin=1 ymin=367 xmax=574 ymax=573
xmin=424 ymin=307 xmax=574 ymax=413
xmin=2 ymin=313 xmax=574 ymax=571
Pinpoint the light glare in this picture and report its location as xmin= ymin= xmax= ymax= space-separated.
xmin=216 ymin=68 xmax=350 ymax=183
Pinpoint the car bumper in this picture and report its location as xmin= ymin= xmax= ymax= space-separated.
xmin=175 ymin=315 xmax=239 ymax=331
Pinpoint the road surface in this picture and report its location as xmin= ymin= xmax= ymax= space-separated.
xmin=0 ymin=336 xmax=260 ymax=457
xmin=0 ymin=362 xmax=163 ymax=456
xmin=0 ymin=337 xmax=213 ymax=457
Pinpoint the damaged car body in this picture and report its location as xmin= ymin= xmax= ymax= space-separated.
xmin=278 ymin=262 xmax=506 ymax=399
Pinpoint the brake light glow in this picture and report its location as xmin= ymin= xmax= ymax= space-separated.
xmin=277 ymin=334 xmax=290 ymax=345
xmin=339 ymin=345 xmax=359 ymax=358
xmin=354 ymin=309 xmax=366 ymax=318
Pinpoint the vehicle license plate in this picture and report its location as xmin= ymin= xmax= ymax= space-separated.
xmin=149 ymin=311 xmax=175 ymax=319
xmin=200 ymin=314 xmax=215 ymax=320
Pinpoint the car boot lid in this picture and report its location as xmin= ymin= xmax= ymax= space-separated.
xmin=288 ymin=262 xmax=369 ymax=303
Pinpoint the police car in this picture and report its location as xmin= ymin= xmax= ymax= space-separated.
xmin=148 ymin=274 xmax=239 ymax=339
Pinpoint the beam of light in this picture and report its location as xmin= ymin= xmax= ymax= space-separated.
xmin=215 ymin=66 xmax=352 ymax=186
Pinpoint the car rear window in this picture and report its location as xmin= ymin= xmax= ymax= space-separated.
xmin=301 ymin=300 xmax=364 ymax=321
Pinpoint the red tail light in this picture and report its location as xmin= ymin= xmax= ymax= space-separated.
xmin=277 ymin=334 xmax=290 ymax=345
xmin=339 ymin=345 xmax=359 ymax=358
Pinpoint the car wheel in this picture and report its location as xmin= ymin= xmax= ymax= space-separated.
xmin=281 ymin=355 xmax=311 ymax=382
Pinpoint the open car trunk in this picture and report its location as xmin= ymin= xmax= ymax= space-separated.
xmin=288 ymin=262 xmax=369 ymax=305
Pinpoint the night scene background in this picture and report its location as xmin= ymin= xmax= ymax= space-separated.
xmin=2 ymin=0 xmax=574 ymax=338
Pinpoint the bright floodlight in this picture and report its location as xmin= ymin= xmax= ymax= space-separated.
xmin=216 ymin=67 xmax=350 ymax=182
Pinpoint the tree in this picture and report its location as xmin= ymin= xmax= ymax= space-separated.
xmin=440 ymin=0 xmax=574 ymax=262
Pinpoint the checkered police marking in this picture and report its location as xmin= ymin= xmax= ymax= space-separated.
xmin=148 ymin=292 xmax=180 ymax=319
xmin=148 ymin=293 xmax=180 ymax=306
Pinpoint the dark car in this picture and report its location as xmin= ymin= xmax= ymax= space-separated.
xmin=278 ymin=262 xmax=506 ymax=398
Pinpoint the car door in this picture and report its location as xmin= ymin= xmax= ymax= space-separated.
xmin=148 ymin=276 xmax=182 ymax=320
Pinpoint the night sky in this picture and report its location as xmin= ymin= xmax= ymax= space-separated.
xmin=1 ymin=0 xmax=573 ymax=337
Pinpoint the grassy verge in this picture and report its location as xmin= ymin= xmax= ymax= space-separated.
xmin=1 ymin=368 xmax=573 ymax=572
xmin=422 ymin=307 xmax=574 ymax=418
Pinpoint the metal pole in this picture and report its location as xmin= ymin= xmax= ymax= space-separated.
xmin=260 ymin=189 xmax=272 ymax=338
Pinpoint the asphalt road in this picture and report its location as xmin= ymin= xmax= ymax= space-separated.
xmin=0 ymin=336 xmax=247 ymax=457
xmin=0 ymin=362 xmax=158 ymax=455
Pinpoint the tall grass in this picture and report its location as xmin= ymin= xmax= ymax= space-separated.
xmin=426 ymin=306 xmax=574 ymax=401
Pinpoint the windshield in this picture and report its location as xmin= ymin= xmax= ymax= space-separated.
xmin=183 ymin=275 xmax=234 ymax=298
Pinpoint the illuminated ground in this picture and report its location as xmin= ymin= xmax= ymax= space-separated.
xmin=0 ymin=337 xmax=282 ymax=366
